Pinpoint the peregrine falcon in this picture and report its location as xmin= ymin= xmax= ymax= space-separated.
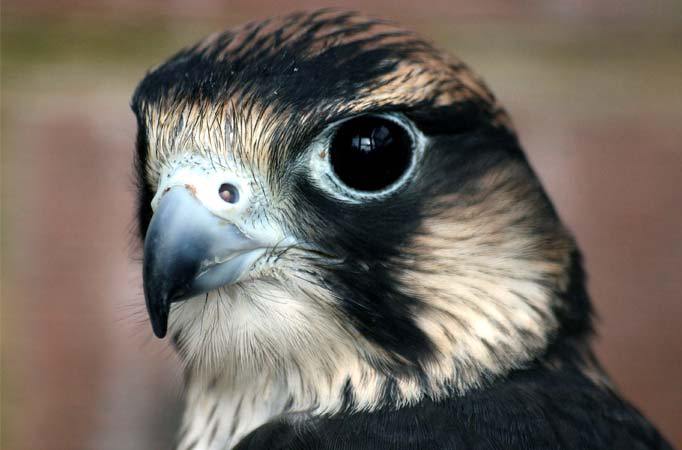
xmin=131 ymin=10 xmax=673 ymax=450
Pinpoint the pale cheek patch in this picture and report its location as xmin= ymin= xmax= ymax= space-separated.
xmin=397 ymin=176 xmax=572 ymax=392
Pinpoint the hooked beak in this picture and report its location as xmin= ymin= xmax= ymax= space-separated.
xmin=143 ymin=187 xmax=264 ymax=338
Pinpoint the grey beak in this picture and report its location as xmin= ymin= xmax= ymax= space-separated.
xmin=143 ymin=187 xmax=263 ymax=338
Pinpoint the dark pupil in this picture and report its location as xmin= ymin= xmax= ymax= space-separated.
xmin=329 ymin=117 xmax=413 ymax=191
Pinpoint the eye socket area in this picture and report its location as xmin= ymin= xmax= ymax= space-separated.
xmin=328 ymin=115 xmax=415 ymax=193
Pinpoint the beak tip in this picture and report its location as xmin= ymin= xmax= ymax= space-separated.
xmin=149 ymin=308 xmax=169 ymax=338
xmin=152 ymin=320 xmax=168 ymax=339
xmin=145 ymin=292 xmax=170 ymax=339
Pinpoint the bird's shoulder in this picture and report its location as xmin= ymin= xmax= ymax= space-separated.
xmin=233 ymin=364 xmax=672 ymax=450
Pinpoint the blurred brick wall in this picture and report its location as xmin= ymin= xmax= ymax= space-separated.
xmin=2 ymin=1 xmax=681 ymax=448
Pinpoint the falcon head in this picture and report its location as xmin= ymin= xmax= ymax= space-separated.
xmin=132 ymin=11 xmax=590 ymax=409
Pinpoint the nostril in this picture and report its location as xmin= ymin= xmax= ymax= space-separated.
xmin=218 ymin=183 xmax=239 ymax=204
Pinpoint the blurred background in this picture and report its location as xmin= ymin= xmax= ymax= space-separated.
xmin=2 ymin=0 xmax=681 ymax=448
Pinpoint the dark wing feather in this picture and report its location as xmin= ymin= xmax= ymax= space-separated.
xmin=234 ymin=365 xmax=673 ymax=450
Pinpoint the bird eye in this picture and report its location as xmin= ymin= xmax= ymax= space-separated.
xmin=329 ymin=116 xmax=414 ymax=192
